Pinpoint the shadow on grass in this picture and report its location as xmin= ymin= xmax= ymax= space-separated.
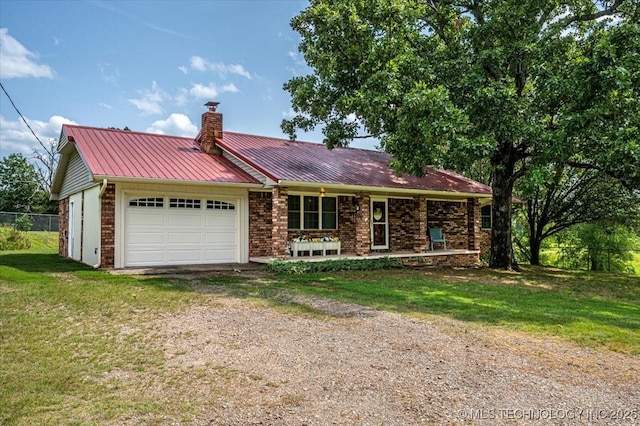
xmin=0 ymin=253 xmax=91 ymax=273
xmin=199 ymin=271 xmax=640 ymax=353
xmin=0 ymin=252 xmax=193 ymax=295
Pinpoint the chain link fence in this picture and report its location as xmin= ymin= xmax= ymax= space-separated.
xmin=0 ymin=212 xmax=59 ymax=232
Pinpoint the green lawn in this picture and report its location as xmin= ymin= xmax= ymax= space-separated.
xmin=1 ymin=232 xmax=639 ymax=424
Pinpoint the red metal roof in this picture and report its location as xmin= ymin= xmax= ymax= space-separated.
xmin=218 ymin=132 xmax=492 ymax=195
xmin=62 ymin=125 xmax=259 ymax=185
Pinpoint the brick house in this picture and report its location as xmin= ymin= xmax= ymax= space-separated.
xmin=50 ymin=102 xmax=493 ymax=269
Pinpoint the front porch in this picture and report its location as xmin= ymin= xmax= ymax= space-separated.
xmin=249 ymin=189 xmax=488 ymax=268
xmin=250 ymin=249 xmax=481 ymax=267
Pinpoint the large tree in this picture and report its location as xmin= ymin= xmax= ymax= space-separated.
xmin=282 ymin=0 xmax=640 ymax=269
xmin=516 ymin=165 xmax=640 ymax=265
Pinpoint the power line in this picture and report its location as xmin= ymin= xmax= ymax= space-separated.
xmin=0 ymin=81 xmax=47 ymax=150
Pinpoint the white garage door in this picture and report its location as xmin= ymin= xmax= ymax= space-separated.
xmin=125 ymin=196 xmax=238 ymax=267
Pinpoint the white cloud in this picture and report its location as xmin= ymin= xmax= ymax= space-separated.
xmin=189 ymin=83 xmax=219 ymax=99
xmin=146 ymin=113 xmax=197 ymax=137
xmin=127 ymin=81 xmax=168 ymax=114
xmin=0 ymin=114 xmax=77 ymax=158
xmin=186 ymin=55 xmax=252 ymax=79
xmin=188 ymin=82 xmax=239 ymax=100
xmin=98 ymin=102 xmax=112 ymax=109
xmin=174 ymin=88 xmax=189 ymax=106
xmin=178 ymin=65 xmax=189 ymax=74
xmin=0 ymin=28 xmax=55 ymax=79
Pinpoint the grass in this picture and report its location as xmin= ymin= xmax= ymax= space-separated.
xmin=2 ymin=232 xmax=639 ymax=424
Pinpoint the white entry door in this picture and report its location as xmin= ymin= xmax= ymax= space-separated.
xmin=370 ymin=198 xmax=389 ymax=250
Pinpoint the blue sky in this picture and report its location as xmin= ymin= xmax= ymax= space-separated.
xmin=0 ymin=0 xmax=378 ymax=163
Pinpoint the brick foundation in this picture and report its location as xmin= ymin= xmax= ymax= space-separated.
xmin=403 ymin=253 xmax=480 ymax=268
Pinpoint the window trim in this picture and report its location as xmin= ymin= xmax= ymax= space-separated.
xmin=481 ymin=205 xmax=492 ymax=229
xmin=287 ymin=193 xmax=338 ymax=230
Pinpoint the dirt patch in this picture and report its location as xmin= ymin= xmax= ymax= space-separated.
xmin=125 ymin=290 xmax=640 ymax=425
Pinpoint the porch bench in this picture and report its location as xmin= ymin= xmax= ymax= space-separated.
xmin=291 ymin=241 xmax=341 ymax=257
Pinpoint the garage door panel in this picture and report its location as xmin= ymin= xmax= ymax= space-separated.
xmin=126 ymin=250 xmax=165 ymax=265
xmin=125 ymin=195 xmax=239 ymax=267
xmin=204 ymin=214 xmax=235 ymax=227
xmin=204 ymin=231 xmax=235 ymax=243
xmin=128 ymin=211 xmax=165 ymax=226
xmin=168 ymin=213 xmax=205 ymax=227
xmin=128 ymin=232 xmax=165 ymax=245
xmin=167 ymin=249 xmax=204 ymax=263
xmin=205 ymin=249 xmax=236 ymax=263
xmin=167 ymin=231 xmax=203 ymax=244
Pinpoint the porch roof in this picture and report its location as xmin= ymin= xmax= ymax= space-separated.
xmin=218 ymin=132 xmax=492 ymax=195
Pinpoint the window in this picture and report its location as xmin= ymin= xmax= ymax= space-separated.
xmin=207 ymin=200 xmax=235 ymax=210
xmin=287 ymin=195 xmax=337 ymax=230
xmin=169 ymin=198 xmax=201 ymax=209
xmin=481 ymin=205 xmax=492 ymax=229
xmin=129 ymin=197 xmax=163 ymax=207
xmin=321 ymin=197 xmax=337 ymax=229
xmin=303 ymin=196 xmax=319 ymax=229
xmin=288 ymin=195 xmax=301 ymax=229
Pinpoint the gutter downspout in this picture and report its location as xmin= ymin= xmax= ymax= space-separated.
xmin=93 ymin=179 xmax=108 ymax=268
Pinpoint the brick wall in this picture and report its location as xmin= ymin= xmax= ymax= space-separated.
xmin=389 ymin=198 xmax=414 ymax=251
xmin=479 ymin=229 xmax=492 ymax=259
xmin=100 ymin=184 xmax=116 ymax=268
xmin=58 ymin=198 xmax=69 ymax=257
xmin=271 ymin=187 xmax=288 ymax=259
xmin=355 ymin=193 xmax=371 ymax=256
xmin=427 ymin=201 xmax=468 ymax=250
xmin=413 ymin=196 xmax=427 ymax=253
xmin=467 ymin=197 xmax=480 ymax=251
xmin=249 ymin=191 xmax=273 ymax=257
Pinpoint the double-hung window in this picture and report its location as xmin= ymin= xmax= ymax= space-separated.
xmin=481 ymin=205 xmax=492 ymax=229
xmin=288 ymin=195 xmax=337 ymax=230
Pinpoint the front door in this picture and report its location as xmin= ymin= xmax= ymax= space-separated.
xmin=371 ymin=199 xmax=388 ymax=250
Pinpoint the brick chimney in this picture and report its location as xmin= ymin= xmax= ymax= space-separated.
xmin=198 ymin=101 xmax=223 ymax=155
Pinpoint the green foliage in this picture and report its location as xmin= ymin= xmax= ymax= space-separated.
xmin=15 ymin=214 xmax=33 ymax=231
xmin=0 ymin=153 xmax=51 ymax=213
xmin=264 ymin=257 xmax=404 ymax=274
xmin=283 ymin=0 xmax=640 ymax=268
xmin=514 ymin=166 xmax=640 ymax=265
xmin=0 ymin=227 xmax=31 ymax=250
xmin=553 ymin=223 xmax=638 ymax=273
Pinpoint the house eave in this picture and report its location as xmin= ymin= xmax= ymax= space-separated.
xmin=92 ymin=175 xmax=264 ymax=189
xmin=276 ymin=180 xmax=492 ymax=199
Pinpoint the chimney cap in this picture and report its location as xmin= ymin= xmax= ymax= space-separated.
xmin=205 ymin=101 xmax=220 ymax=111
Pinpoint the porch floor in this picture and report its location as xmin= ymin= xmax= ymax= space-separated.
xmin=249 ymin=249 xmax=479 ymax=264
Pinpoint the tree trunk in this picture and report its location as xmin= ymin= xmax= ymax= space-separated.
xmin=530 ymin=237 xmax=541 ymax=265
xmin=490 ymin=152 xmax=517 ymax=269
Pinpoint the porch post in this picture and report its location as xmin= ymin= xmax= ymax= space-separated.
xmin=467 ymin=197 xmax=480 ymax=251
xmin=413 ymin=195 xmax=427 ymax=253
xmin=355 ymin=192 xmax=371 ymax=256
xmin=272 ymin=186 xmax=289 ymax=259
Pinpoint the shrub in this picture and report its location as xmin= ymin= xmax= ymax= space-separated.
xmin=264 ymin=257 xmax=404 ymax=275
xmin=0 ymin=227 xmax=31 ymax=250
xmin=15 ymin=215 xmax=33 ymax=232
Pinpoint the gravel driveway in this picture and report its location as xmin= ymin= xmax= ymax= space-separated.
xmin=137 ymin=281 xmax=640 ymax=426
